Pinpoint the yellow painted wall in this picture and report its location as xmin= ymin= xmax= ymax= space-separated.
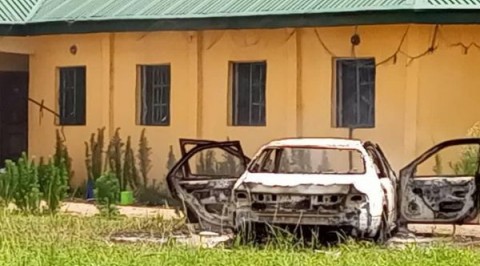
xmin=200 ymin=29 xmax=299 ymax=155
xmin=28 ymin=34 xmax=110 ymax=187
xmin=415 ymin=25 xmax=480 ymax=153
xmin=113 ymin=31 xmax=198 ymax=185
xmin=2 ymin=24 xmax=480 ymax=187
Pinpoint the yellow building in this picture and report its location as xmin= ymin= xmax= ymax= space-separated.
xmin=1 ymin=0 xmax=480 ymax=187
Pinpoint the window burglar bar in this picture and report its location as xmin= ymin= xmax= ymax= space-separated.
xmin=232 ymin=62 xmax=266 ymax=126
xmin=336 ymin=58 xmax=375 ymax=128
xmin=140 ymin=65 xmax=171 ymax=126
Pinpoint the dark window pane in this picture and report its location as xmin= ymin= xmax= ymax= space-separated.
xmin=140 ymin=65 xmax=171 ymax=126
xmin=232 ymin=62 xmax=266 ymax=126
xmin=59 ymin=67 xmax=86 ymax=125
xmin=336 ymin=59 xmax=375 ymax=128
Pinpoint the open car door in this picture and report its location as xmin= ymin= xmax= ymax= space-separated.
xmin=399 ymin=138 xmax=480 ymax=224
xmin=167 ymin=139 xmax=250 ymax=232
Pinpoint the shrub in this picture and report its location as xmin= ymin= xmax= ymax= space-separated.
xmin=0 ymin=161 xmax=17 ymax=207
xmin=11 ymin=154 xmax=41 ymax=213
xmin=107 ymin=128 xmax=139 ymax=192
xmin=138 ymin=129 xmax=152 ymax=188
xmin=54 ymin=130 xmax=74 ymax=187
xmin=85 ymin=127 xmax=106 ymax=182
xmin=94 ymin=172 xmax=120 ymax=218
xmin=449 ymin=122 xmax=480 ymax=175
xmin=42 ymin=158 xmax=69 ymax=213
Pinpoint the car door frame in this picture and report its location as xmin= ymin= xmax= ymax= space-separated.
xmin=399 ymin=138 xmax=480 ymax=224
xmin=167 ymin=139 xmax=250 ymax=231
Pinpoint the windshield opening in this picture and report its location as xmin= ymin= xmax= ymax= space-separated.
xmin=248 ymin=146 xmax=365 ymax=174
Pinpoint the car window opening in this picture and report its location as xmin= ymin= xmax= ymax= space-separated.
xmin=248 ymin=147 xmax=366 ymax=174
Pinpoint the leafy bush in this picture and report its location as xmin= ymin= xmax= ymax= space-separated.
xmin=135 ymin=135 xmax=176 ymax=206
xmin=54 ymin=130 xmax=74 ymax=188
xmin=107 ymin=128 xmax=139 ymax=192
xmin=41 ymin=158 xmax=69 ymax=213
xmin=0 ymin=161 xmax=17 ymax=207
xmin=85 ymin=127 xmax=106 ymax=182
xmin=10 ymin=154 xmax=41 ymax=213
xmin=0 ymin=154 xmax=69 ymax=214
xmin=138 ymin=129 xmax=152 ymax=188
xmin=449 ymin=122 xmax=480 ymax=175
xmin=94 ymin=172 xmax=120 ymax=218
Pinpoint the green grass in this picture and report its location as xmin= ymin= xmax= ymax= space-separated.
xmin=0 ymin=212 xmax=479 ymax=266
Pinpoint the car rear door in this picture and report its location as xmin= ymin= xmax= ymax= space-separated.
xmin=167 ymin=139 xmax=250 ymax=231
xmin=400 ymin=138 xmax=480 ymax=224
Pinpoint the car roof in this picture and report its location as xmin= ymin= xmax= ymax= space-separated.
xmin=264 ymin=138 xmax=365 ymax=150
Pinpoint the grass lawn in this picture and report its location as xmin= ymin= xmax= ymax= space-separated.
xmin=0 ymin=212 xmax=479 ymax=266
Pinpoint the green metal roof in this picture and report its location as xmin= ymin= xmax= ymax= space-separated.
xmin=0 ymin=0 xmax=40 ymax=23
xmin=3 ymin=0 xmax=480 ymax=35
xmin=29 ymin=0 xmax=414 ymax=22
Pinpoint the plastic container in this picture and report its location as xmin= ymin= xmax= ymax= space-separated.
xmin=120 ymin=191 xmax=134 ymax=206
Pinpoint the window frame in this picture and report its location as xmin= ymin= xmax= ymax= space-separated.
xmin=137 ymin=64 xmax=171 ymax=126
xmin=334 ymin=57 xmax=376 ymax=129
xmin=230 ymin=61 xmax=267 ymax=127
xmin=58 ymin=66 xmax=87 ymax=126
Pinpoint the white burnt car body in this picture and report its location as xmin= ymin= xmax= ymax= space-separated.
xmin=232 ymin=138 xmax=397 ymax=239
xmin=167 ymin=138 xmax=480 ymax=240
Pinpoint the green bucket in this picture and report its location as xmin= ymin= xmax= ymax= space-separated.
xmin=120 ymin=191 xmax=134 ymax=206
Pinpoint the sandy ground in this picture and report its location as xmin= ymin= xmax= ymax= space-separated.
xmin=60 ymin=202 xmax=181 ymax=219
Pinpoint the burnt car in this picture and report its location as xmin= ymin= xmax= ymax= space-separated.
xmin=167 ymin=137 xmax=480 ymax=241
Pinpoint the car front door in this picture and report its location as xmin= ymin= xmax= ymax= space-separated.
xmin=400 ymin=138 xmax=480 ymax=224
xmin=167 ymin=139 xmax=250 ymax=231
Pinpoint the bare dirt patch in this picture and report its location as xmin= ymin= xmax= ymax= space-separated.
xmin=60 ymin=202 xmax=181 ymax=219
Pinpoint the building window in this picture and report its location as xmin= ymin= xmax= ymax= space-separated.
xmin=335 ymin=58 xmax=375 ymax=128
xmin=139 ymin=65 xmax=171 ymax=126
xmin=59 ymin=66 xmax=86 ymax=125
xmin=231 ymin=62 xmax=266 ymax=126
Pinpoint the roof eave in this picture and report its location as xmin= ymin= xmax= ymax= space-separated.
xmin=3 ymin=9 xmax=480 ymax=36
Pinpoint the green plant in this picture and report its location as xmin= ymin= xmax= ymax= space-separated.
xmin=138 ymin=129 xmax=152 ymax=187
xmin=123 ymin=136 xmax=139 ymax=190
xmin=11 ymin=153 xmax=41 ymax=213
xmin=107 ymin=128 xmax=139 ymax=192
xmin=433 ymin=154 xmax=443 ymax=175
xmin=166 ymin=145 xmax=177 ymax=175
xmin=108 ymin=129 xmax=124 ymax=190
xmin=196 ymin=150 xmax=216 ymax=175
xmin=0 ymin=161 xmax=17 ymax=207
xmin=292 ymin=149 xmax=312 ymax=172
xmin=134 ymin=180 xmax=171 ymax=206
xmin=94 ymin=172 xmax=120 ymax=218
xmin=135 ymin=145 xmax=177 ymax=207
xmin=54 ymin=129 xmax=74 ymax=187
xmin=37 ymin=157 xmax=49 ymax=195
xmin=85 ymin=127 xmax=106 ymax=182
xmin=449 ymin=122 xmax=480 ymax=175
xmin=42 ymin=158 xmax=69 ymax=213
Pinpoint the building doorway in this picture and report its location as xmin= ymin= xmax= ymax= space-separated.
xmin=0 ymin=71 xmax=28 ymax=168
